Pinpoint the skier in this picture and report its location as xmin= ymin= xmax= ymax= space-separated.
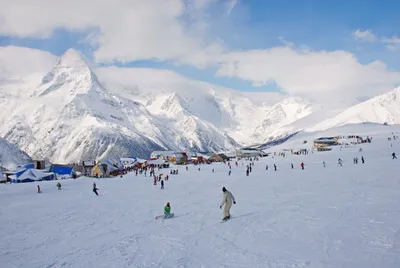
xmin=37 ymin=185 xmax=41 ymax=193
xmin=274 ymin=164 xmax=277 ymax=171
xmin=338 ymin=158 xmax=343 ymax=167
xmin=265 ymin=164 xmax=268 ymax=170
xmin=300 ymin=162 xmax=304 ymax=170
xmin=153 ymin=177 xmax=157 ymax=185
xmin=57 ymin=182 xmax=61 ymax=190
xmin=228 ymin=170 xmax=231 ymax=176
xmin=246 ymin=169 xmax=249 ymax=176
xmin=291 ymin=163 xmax=294 ymax=169
xmin=212 ymin=169 xmax=215 ymax=173
xmin=93 ymin=183 xmax=99 ymax=196
xmin=392 ymin=152 xmax=397 ymax=159
xmin=361 ymin=156 xmax=365 ymax=164
xmin=220 ymin=187 xmax=236 ymax=221
xmin=164 ymin=202 xmax=172 ymax=218
xmin=161 ymin=180 xmax=164 ymax=190
xmin=323 ymin=161 xmax=326 ymax=167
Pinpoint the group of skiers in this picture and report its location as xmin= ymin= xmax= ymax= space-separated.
xmin=353 ymin=156 xmax=365 ymax=164
xmin=36 ymin=182 xmax=62 ymax=193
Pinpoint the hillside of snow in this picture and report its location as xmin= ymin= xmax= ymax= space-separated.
xmin=1 ymin=128 xmax=399 ymax=267
xmin=0 ymin=137 xmax=32 ymax=171
xmin=309 ymin=87 xmax=400 ymax=132
xmin=0 ymin=50 xmax=242 ymax=163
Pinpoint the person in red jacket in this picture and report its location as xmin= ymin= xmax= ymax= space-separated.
xmin=300 ymin=162 xmax=305 ymax=170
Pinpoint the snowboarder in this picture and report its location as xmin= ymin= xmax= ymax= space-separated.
xmin=301 ymin=162 xmax=304 ymax=170
xmin=392 ymin=152 xmax=397 ymax=159
xmin=361 ymin=156 xmax=365 ymax=164
xmin=220 ymin=187 xmax=236 ymax=221
xmin=93 ymin=183 xmax=99 ymax=196
xmin=161 ymin=180 xmax=164 ymax=189
xmin=164 ymin=202 xmax=172 ymax=218
xmin=57 ymin=182 xmax=61 ymax=190
xmin=37 ymin=185 xmax=41 ymax=193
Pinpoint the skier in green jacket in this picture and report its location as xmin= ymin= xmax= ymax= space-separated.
xmin=164 ymin=202 xmax=171 ymax=217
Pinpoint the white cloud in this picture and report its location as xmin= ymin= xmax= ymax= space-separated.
xmin=0 ymin=46 xmax=57 ymax=82
xmin=0 ymin=0 xmax=223 ymax=67
xmin=352 ymin=29 xmax=377 ymax=42
xmin=278 ymin=36 xmax=294 ymax=47
xmin=226 ymin=0 xmax=239 ymax=15
xmin=216 ymin=47 xmax=400 ymax=101
xmin=381 ymin=36 xmax=400 ymax=51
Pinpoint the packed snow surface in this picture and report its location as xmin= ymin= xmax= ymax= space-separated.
xmin=1 ymin=130 xmax=400 ymax=268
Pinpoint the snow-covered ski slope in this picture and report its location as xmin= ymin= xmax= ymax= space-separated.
xmin=1 ymin=127 xmax=400 ymax=268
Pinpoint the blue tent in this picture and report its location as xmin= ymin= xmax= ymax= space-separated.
xmin=23 ymin=163 xmax=35 ymax=169
xmin=10 ymin=169 xmax=55 ymax=183
xmin=50 ymin=165 xmax=74 ymax=176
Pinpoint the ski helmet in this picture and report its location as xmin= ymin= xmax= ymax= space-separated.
xmin=167 ymin=202 xmax=170 ymax=206
xmin=222 ymin=187 xmax=227 ymax=192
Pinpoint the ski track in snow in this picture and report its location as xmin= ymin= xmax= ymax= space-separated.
xmin=1 ymin=132 xmax=400 ymax=267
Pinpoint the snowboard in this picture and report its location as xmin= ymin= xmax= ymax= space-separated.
xmin=155 ymin=213 xmax=175 ymax=220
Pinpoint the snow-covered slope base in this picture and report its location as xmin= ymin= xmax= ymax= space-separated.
xmin=1 ymin=129 xmax=400 ymax=267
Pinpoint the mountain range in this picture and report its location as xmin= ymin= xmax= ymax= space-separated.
xmin=0 ymin=48 xmax=399 ymax=164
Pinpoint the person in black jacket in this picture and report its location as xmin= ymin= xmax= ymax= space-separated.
xmin=93 ymin=182 xmax=99 ymax=196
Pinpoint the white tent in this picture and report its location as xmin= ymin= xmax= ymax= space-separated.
xmin=136 ymin=159 xmax=147 ymax=164
xmin=120 ymin=157 xmax=137 ymax=168
xmin=147 ymin=159 xmax=166 ymax=165
xmin=9 ymin=169 xmax=55 ymax=183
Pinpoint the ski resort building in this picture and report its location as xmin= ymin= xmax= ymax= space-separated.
xmin=150 ymin=151 xmax=188 ymax=165
xmin=91 ymin=158 xmax=124 ymax=178
xmin=208 ymin=154 xmax=224 ymax=162
xmin=313 ymin=137 xmax=339 ymax=147
xmin=236 ymin=149 xmax=262 ymax=159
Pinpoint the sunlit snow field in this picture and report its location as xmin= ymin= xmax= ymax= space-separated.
xmin=1 ymin=129 xmax=400 ymax=268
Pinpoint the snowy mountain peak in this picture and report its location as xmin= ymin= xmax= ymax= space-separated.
xmin=36 ymin=49 xmax=102 ymax=98
xmin=278 ymin=96 xmax=310 ymax=106
xmin=57 ymin=49 xmax=89 ymax=69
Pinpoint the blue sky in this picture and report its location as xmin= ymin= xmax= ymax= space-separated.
xmin=0 ymin=0 xmax=399 ymax=92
